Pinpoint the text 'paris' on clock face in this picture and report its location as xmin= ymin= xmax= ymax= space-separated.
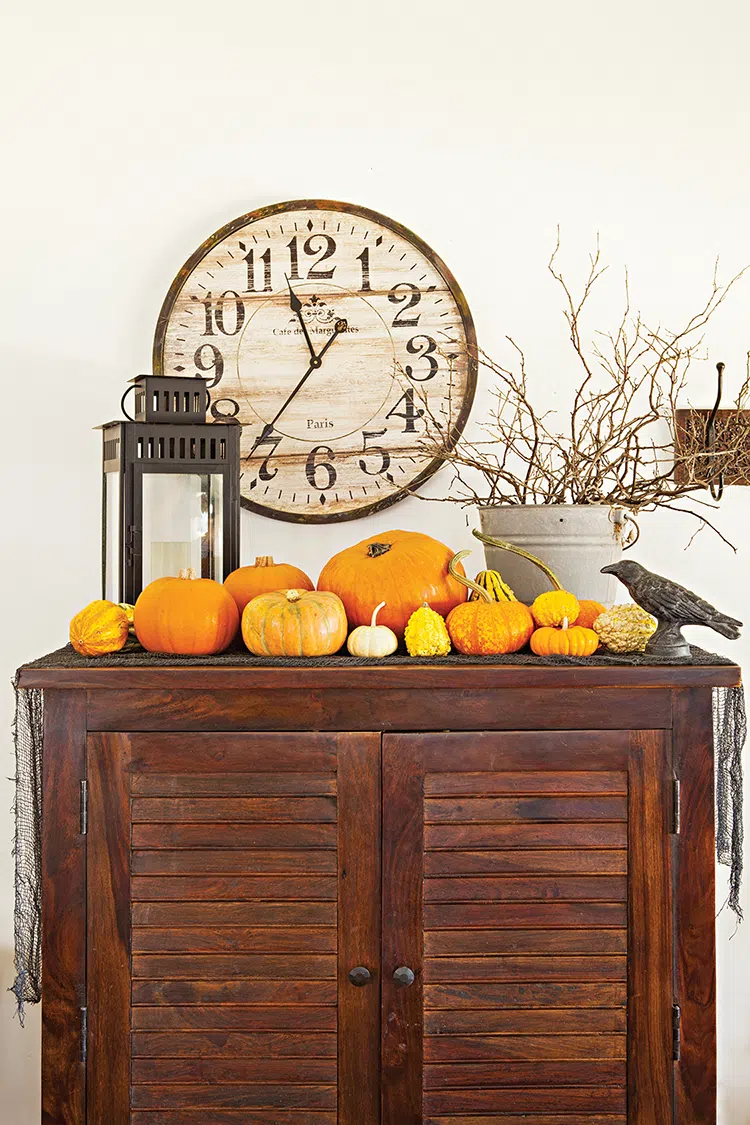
xmin=154 ymin=201 xmax=477 ymax=522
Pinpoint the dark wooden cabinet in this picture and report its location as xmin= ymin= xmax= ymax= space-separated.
xmin=21 ymin=662 xmax=738 ymax=1125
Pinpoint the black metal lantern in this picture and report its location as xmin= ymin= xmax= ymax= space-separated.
xmin=101 ymin=375 xmax=240 ymax=604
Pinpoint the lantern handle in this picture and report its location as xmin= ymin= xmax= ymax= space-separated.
xmin=120 ymin=384 xmax=136 ymax=422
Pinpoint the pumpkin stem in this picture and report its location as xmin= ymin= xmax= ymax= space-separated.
xmin=449 ymin=551 xmax=492 ymax=603
xmin=472 ymin=529 xmax=563 ymax=590
xmin=254 ymin=556 xmax=274 ymax=567
xmin=562 ymin=616 xmax=569 ymax=630
xmin=178 ymin=568 xmax=198 ymax=581
xmin=285 ymin=589 xmax=305 ymax=602
xmin=370 ymin=601 xmax=387 ymax=627
xmin=367 ymin=542 xmax=392 ymax=558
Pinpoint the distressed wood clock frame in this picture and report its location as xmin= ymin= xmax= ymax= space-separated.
xmin=153 ymin=200 xmax=478 ymax=524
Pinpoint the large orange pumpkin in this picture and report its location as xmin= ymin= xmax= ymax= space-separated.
xmin=242 ymin=588 xmax=348 ymax=657
xmin=134 ymin=568 xmax=239 ymax=654
xmin=317 ymin=530 xmax=466 ymax=638
xmin=445 ymin=551 xmax=534 ymax=654
xmin=224 ymin=556 xmax=314 ymax=613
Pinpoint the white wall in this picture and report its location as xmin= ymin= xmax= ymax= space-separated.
xmin=2 ymin=0 xmax=750 ymax=1119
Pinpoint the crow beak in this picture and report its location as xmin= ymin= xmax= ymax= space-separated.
xmin=600 ymin=564 xmax=618 ymax=575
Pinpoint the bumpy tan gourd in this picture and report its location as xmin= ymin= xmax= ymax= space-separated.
xmin=593 ymin=604 xmax=657 ymax=653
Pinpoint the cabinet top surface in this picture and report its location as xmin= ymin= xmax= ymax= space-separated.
xmin=16 ymin=648 xmax=741 ymax=690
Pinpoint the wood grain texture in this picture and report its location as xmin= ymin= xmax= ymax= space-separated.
xmin=423 ymin=1033 xmax=626 ymax=1061
xmin=132 ymin=796 xmax=337 ymax=822
xmin=41 ymin=690 xmax=87 ymax=1125
xmin=131 ymin=1085 xmax=337 ymax=1110
xmin=132 ymin=953 xmax=336 ymax=979
xmin=423 ymin=1088 xmax=627 ymax=1115
xmin=423 ymin=955 xmax=626 ymax=982
xmin=424 ymin=1008 xmax=626 ymax=1034
xmin=424 ymin=770 xmax=628 ymax=795
xmin=132 ymin=900 xmax=336 ymax=927
xmin=132 ymin=1058 xmax=337 ymax=1083
xmin=423 ymin=1060 xmax=626 ymax=1088
xmin=85 ymin=686 xmax=672 ymax=732
xmin=426 ymin=822 xmax=628 ymax=850
xmin=20 ymin=661 xmax=739 ymax=690
xmin=131 ymin=876 xmax=337 ymax=900
xmin=673 ymin=688 xmax=717 ymax=1125
xmin=132 ymin=1005 xmax=338 ymax=1030
xmin=131 ymin=1114 xmax=336 ymax=1125
xmin=131 ymin=849 xmax=337 ymax=874
xmin=425 ymin=981 xmax=627 ymax=1010
xmin=424 ymin=849 xmax=627 ymax=875
xmin=86 ymin=733 xmax=131 ymax=1125
xmin=131 ymin=927 xmax=338 ymax=953
xmin=131 ymin=772 xmax=336 ymax=795
xmin=424 ymin=928 xmax=627 ymax=955
xmin=627 ymin=729 xmax=674 ymax=1125
xmin=337 ymin=734 xmax=381 ymax=1125
xmin=424 ymin=1116 xmax=626 ymax=1125
xmin=132 ymin=822 xmax=337 ymax=849
xmin=425 ymin=796 xmax=628 ymax=823
xmin=132 ymin=979 xmax=337 ymax=1006
xmin=424 ymin=875 xmax=627 ymax=902
xmin=425 ymin=901 xmax=627 ymax=929
xmin=381 ymin=735 xmax=424 ymax=1125
xmin=126 ymin=730 xmax=341 ymax=771
xmin=132 ymin=1031 xmax=336 ymax=1057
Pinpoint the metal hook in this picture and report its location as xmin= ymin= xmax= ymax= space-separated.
xmin=705 ymin=361 xmax=725 ymax=501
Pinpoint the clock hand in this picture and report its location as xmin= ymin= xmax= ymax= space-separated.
xmin=269 ymin=317 xmax=347 ymax=429
xmin=285 ymin=275 xmax=317 ymax=361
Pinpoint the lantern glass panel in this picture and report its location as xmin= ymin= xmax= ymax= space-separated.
xmin=141 ymin=472 xmax=224 ymax=586
xmin=104 ymin=470 xmax=121 ymax=603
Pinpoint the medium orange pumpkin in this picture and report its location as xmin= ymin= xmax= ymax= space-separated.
xmin=444 ymin=551 xmax=534 ymax=655
xmin=134 ymin=568 xmax=239 ymax=654
xmin=575 ymin=599 xmax=607 ymax=629
xmin=242 ymin=588 xmax=348 ymax=657
xmin=70 ymin=600 xmax=130 ymax=656
xmin=224 ymin=556 xmax=314 ymax=613
xmin=530 ymin=619 xmax=600 ymax=657
xmin=317 ymin=530 xmax=466 ymax=638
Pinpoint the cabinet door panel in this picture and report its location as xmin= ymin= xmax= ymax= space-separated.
xmin=382 ymin=730 xmax=672 ymax=1125
xmin=87 ymin=731 xmax=380 ymax=1125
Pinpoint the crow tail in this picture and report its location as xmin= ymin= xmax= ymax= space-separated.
xmin=711 ymin=615 xmax=743 ymax=639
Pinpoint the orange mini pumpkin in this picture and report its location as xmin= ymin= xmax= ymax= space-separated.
xmin=575 ymin=599 xmax=607 ymax=629
xmin=317 ymin=530 xmax=466 ymax=639
xmin=134 ymin=569 xmax=240 ymax=655
xmin=70 ymin=600 xmax=130 ymax=656
xmin=224 ymin=556 xmax=314 ymax=613
xmin=242 ymin=588 xmax=348 ymax=657
xmin=530 ymin=619 xmax=600 ymax=657
xmin=444 ymin=551 xmax=534 ymax=655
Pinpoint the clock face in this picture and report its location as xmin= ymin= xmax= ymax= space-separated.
xmin=154 ymin=200 xmax=477 ymax=522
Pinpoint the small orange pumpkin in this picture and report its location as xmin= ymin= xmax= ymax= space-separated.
xmin=70 ymin=600 xmax=130 ymax=656
xmin=575 ymin=599 xmax=607 ymax=629
xmin=242 ymin=588 xmax=348 ymax=657
xmin=134 ymin=568 xmax=240 ymax=655
xmin=225 ymin=556 xmax=314 ymax=614
xmin=317 ymin=530 xmax=466 ymax=639
xmin=445 ymin=551 xmax=534 ymax=655
xmin=530 ymin=618 xmax=600 ymax=657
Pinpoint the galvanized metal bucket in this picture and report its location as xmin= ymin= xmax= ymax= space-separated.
xmin=477 ymin=505 xmax=631 ymax=604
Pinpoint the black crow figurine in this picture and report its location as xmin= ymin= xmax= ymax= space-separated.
xmin=601 ymin=560 xmax=742 ymax=659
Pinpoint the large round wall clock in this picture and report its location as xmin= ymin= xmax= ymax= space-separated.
xmin=154 ymin=200 xmax=477 ymax=523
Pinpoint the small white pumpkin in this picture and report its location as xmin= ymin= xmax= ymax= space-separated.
xmin=346 ymin=601 xmax=398 ymax=658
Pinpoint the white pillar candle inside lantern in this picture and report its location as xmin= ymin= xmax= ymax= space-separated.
xmin=141 ymin=473 xmax=224 ymax=586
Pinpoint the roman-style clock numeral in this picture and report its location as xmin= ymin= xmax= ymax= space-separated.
xmin=386 ymin=389 xmax=424 ymax=433
xmin=193 ymin=343 xmax=224 ymax=386
xmin=405 ymin=334 xmax=439 ymax=381
xmin=389 ymin=283 xmax=421 ymax=327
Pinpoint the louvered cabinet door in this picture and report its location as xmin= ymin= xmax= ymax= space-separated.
xmin=86 ymin=731 xmax=380 ymax=1125
xmin=382 ymin=730 xmax=673 ymax=1125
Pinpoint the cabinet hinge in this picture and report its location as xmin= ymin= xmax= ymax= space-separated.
xmin=672 ymin=1003 xmax=681 ymax=1060
xmin=672 ymin=777 xmax=681 ymax=835
xmin=81 ymin=1006 xmax=88 ymax=1063
xmin=80 ymin=780 xmax=88 ymax=836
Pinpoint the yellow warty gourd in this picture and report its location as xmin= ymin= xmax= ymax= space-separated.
xmin=593 ymin=604 xmax=657 ymax=653
xmin=404 ymin=603 xmax=452 ymax=657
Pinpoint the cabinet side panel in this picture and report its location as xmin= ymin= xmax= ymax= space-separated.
xmin=87 ymin=733 xmax=132 ymax=1125
xmin=41 ymin=690 xmax=87 ymax=1125
xmin=673 ymin=688 xmax=716 ymax=1125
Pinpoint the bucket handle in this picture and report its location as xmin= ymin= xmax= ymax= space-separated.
xmin=610 ymin=507 xmax=640 ymax=550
